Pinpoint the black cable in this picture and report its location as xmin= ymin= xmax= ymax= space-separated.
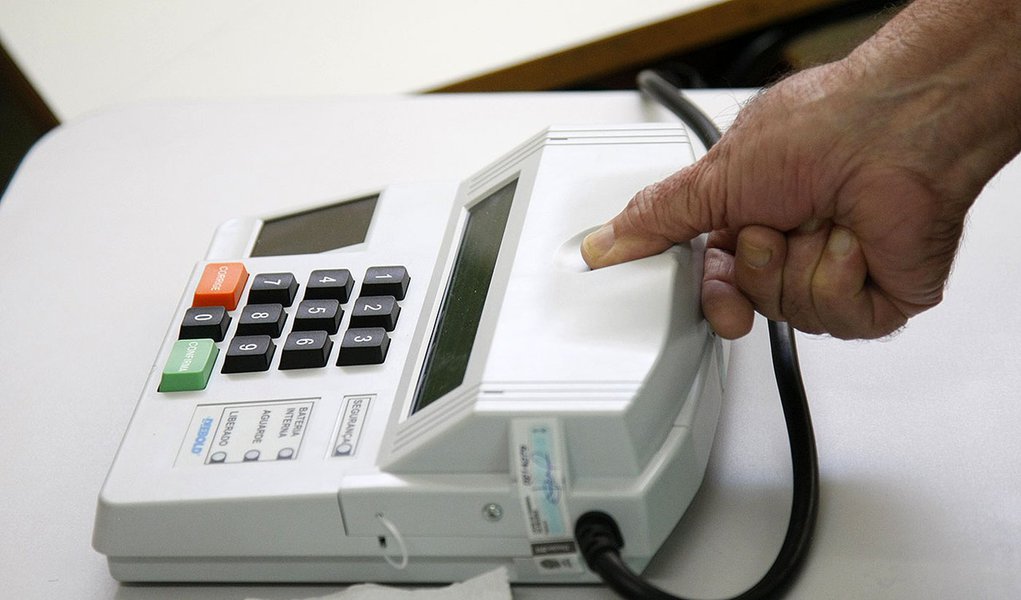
xmin=636 ymin=70 xmax=724 ymax=147
xmin=575 ymin=69 xmax=820 ymax=600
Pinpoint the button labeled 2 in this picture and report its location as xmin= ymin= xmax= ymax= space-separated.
xmin=350 ymin=296 xmax=400 ymax=331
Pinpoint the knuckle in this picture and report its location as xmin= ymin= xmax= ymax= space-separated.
xmin=736 ymin=278 xmax=780 ymax=319
xmin=620 ymin=183 xmax=666 ymax=236
xmin=780 ymin=288 xmax=822 ymax=334
xmin=810 ymin=277 xmax=847 ymax=312
xmin=622 ymin=164 xmax=717 ymax=240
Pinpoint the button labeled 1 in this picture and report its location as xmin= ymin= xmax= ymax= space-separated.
xmin=362 ymin=266 xmax=409 ymax=300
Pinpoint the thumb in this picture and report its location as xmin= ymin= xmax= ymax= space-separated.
xmin=581 ymin=162 xmax=720 ymax=268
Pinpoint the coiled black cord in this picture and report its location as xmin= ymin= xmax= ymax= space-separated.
xmin=574 ymin=70 xmax=820 ymax=600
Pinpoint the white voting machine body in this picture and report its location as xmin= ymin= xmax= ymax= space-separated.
xmin=92 ymin=124 xmax=727 ymax=584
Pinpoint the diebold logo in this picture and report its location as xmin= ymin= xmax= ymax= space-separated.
xmin=191 ymin=417 xmax=215 ymax=455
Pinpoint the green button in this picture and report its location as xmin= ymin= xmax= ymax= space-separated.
xmin=159 ymin=339 xmax=219 ymax=392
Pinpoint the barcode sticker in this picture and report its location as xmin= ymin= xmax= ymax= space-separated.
xmin=511 ymin=419 xmax=584 ymax=574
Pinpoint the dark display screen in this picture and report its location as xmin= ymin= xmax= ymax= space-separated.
xmin=250 ymin=194 xmax=378 ymax=257
xmin=411 ymin=179 xmax=518 ymax=413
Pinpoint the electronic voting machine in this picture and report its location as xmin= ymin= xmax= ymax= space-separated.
xmin=92 ymin=124 xmax=727 ymax=583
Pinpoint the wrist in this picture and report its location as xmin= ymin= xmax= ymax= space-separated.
xmin=840 ymin=0 xmax=1021 ymax=202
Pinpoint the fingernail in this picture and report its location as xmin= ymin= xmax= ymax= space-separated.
xmin=739 ymin=239 xmax=772 ymax=268
xmin=827 ymin=227 xmax=853 ymax=256
xmin=582 ymin=224 xmax=615 ymax=262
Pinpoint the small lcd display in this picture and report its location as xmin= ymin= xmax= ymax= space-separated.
xmin=411 ymin=179 xmax=518 ymax=413
xmin=250 ymin=194 xmax=378 ymax=257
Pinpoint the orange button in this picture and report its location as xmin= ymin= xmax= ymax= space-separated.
xmin=193 ymin=262 xmax=249 ymax=310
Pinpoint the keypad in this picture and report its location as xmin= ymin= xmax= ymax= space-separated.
xmin=158 ymin=264 xmax=410 ymax=391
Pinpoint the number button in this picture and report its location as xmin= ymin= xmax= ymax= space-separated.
xmin=305 ymin=269 xmax=354 ymax=303
xmin=222 ymin=335 xmax=276 ymax=373
xmin=248 ymin=272 xmax=298 ymax=307
xmin=292 ymin=299 xmax=343 ymax=334
xmin=180 ymin=306 xmax=231 ymax=342
xmin=350 ymin=295 xmax=400 ymax=331
xmin=337 ymin=327 xmax=390 ymax=366
xmin=236 ymin=303 xmax=287 ymax=337
xmin=362 ymin=266 xmax=410 ymax=300
xmin=279 ymin=330 xmax=333 ymax=370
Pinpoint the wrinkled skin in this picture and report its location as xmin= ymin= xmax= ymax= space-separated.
xmin=582 ymin=0 xmax=1021 ymax=340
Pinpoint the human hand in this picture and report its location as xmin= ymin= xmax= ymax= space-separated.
xmin=581 ymin=1 xmax=1021 ymax=340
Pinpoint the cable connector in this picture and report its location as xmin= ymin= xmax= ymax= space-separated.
xmin=575 ymin=511 xmax=679 ymax=600
xmin=575 ymin=511 xmax=625 ymax=569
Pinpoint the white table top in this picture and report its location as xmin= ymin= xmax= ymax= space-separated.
xmin=1 ymin=90 xmax=1019 ymax=599
xmin=0 ymin=0 xmax=840 ymax=122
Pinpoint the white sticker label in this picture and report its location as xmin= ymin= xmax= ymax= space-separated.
xmin=511 ymin=419 xmax=584 ymax=574
xmin=331 ymin=395 xmax=373 ymax=457
xmin=176 ymin=399 xmax=314 ymax=466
